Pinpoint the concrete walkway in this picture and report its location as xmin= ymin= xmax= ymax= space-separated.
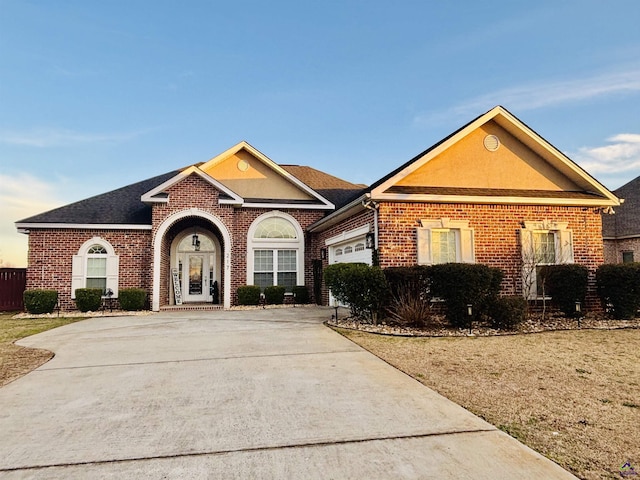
xmin=0 ymin=307 xmax=577 ymax=479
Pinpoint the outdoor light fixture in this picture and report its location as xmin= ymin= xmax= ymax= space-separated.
xmin=365 ymin=232 xmax=375 ymax=249
xmin=575 ymin=301 xmax=582 ymax=328
xmin=192 ymin=227 xmax=200 ymax=251
xmin=320 ymin=248 xmax=327 ymax=260
xmin=467 ymin=304 xmax=473 ymax=335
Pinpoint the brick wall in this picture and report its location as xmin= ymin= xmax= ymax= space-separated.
xmin=603 ymin=238 xmax=640 ymax=264
xmin=376 ymin=202 xmax=604 ymax=308
xmin=26 ymin=228 xmax=151 ymax=310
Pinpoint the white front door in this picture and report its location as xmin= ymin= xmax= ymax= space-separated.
xmin=183 ymin=253 xmax=211 ymax=303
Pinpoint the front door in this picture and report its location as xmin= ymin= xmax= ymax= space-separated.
xmin=183 ymin=253 xmax=211 ymax=303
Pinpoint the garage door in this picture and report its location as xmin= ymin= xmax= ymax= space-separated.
xmin=330 ymin=237 xmax=372 ymax=265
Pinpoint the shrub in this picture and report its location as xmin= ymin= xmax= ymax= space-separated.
xmin=211 ymin=281 xmax=219 ymax=304
xmin=264 ymin=285 xmax=286 ymax=304
xmin=428 ymin=263 xmax=503 ymax=328
xmin=237 ymin=285 xmax=261 ymax=305
xmin=23 ymin=289 xmax=58 ymax=314
xmin=118 ymin=288 xmax=147 ymax=311
xmin=324 ymin=263 xmax=388 ymax=322
xmin=75 ymin=288 xmax=103 ymax=312
xmin=383 ymin=266 xmax=430 ymax=305
xmin=388 ymin=289 xmax=431 ymax=328
xmin=489 ymin=296 xmax=528 ymax=330
xmin=544 ymin=264 xmax=589 ymax=317
xmin=596 ymin=263 xmax=640 ymax=319
xmin=292 ymin=285 xmax=309 ymax=304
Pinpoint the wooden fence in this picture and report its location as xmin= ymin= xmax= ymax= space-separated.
xmin=0 ymin=268 xmax=26 ymax=311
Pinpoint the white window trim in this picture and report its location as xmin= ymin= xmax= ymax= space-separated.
xmin=246 ymin=211 xmax=305 ymax=288
xmin=521 ymin=220 xmax=574 ymax=299
xmin=71 ymin=237 xmax=119 ymax=299
xmin=416 ymin=218 xmax=475 ymax=265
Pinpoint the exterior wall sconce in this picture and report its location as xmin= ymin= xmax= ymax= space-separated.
xmin=320 ymin=248 xmax=327 ymax=260
xmin=365 ymin=232 xmax=375 ymax=249
xmin=192 ymin=228 xmax=200 ymax=251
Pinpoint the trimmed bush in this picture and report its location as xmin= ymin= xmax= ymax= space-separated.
xmin=292 ymin=285 xmax=309 ymax=304
xmin=264 ymin=285 xmax=286 ymax=304
xmin=383 ymin=266 xmax=430 ymax=304
xmin=544 ymin=264 xmax=589 ymax=317
xmin=118 ymin=288 xmax=147 ymax=311
xmin=324 ymin=263 xmax=388 ymax=322
xmin=237 ymin=285 xmax=261 ymax=305
xmin=75 ymin=288 xmax=103 ymax=312
xmin=596 ymin=263 xmax=640 ymax=319
xmin=211 ymin=281 xmax=219 ymax=304
xmin=23 ymin=289 xmax=58 ymax=314
xmin=489 ymin=296 xmax=528 ymax=330
xmin=428 ymin=263 xmax=503 ymax=328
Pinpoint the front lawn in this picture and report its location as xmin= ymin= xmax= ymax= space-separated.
xmin=0 ymin=312 xmax=85 ymax=387
xmin=337 ymin=327 xmax=640 ymax=480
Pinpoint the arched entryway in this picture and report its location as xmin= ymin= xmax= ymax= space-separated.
xmin=152 ymin=208 xmax=232 ymax=310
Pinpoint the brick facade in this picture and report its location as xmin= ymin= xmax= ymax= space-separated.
xmin=26 ymin=173 xmax=326 ymax=311
xmin=374 ymin=202 xmax=604 ymax=308
xmin=603 ymin=238 xmax=640 ymax=264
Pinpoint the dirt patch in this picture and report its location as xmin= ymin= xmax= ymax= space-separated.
xmin=0 ymin=313 xmax=86 ymax=387
xmin=337 ymin=326 xmax=640 ymax=480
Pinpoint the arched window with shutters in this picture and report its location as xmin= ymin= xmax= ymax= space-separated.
xmin=71 ymin=237 xmax=119 ymax=298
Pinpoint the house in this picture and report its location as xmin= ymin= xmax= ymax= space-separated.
xmin=602 ymin=177 xmax=639 ymax=263
xmin=16 ymin=106 xmax=620 ymax=311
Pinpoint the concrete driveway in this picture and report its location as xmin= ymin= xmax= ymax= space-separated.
xmin=0 ymin=307 xmax=576 ymax=479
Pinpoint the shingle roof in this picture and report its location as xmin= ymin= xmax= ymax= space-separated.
xmin=17 ymin=169 xmax=182 ymax=225
xmin=17 ymin=164 xmax=367 ymax=226
xmin=602 ymin=176 xmax=640 ymax=238
xmin=280 ymin=165 xmax=366 ymax=208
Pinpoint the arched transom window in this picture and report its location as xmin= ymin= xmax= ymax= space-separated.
xmin=247 ymin=212 xmax=304 ymax=292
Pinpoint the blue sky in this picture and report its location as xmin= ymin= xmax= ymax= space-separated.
xmin=2 ymin=0 xmax=640 ymax=266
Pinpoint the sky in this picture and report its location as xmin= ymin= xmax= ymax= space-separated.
xmin=1 ymin=1 xmax=640 ymax=267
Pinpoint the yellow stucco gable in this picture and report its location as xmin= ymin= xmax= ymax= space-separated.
xmin=396 ymin=120 xmax=581 ymax=191
xmin=200 ymin=145 xmax=316 ymax=201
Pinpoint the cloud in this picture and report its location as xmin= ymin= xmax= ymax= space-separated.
xmin=0 ymin=127 xmax=154 ymax=148
xmin=415 ymin=68 xmax=640 ymax=126
xmin=0 ymin=173 xmax=65 ymax=266
xmin=570 ymin=134 xmax=640 ymax=174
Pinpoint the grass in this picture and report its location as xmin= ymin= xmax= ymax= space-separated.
xmin=337 ymin=327 xmax=640 ymax=480
xmin=0 ymin=312 xmax=85 ymax=387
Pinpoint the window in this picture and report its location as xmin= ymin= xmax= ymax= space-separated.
xmin=417 ymin=218 xmax=474 ymax=265
xmin=521 ymin=221 xmax=573 ymax=299
xmin=623 ymin=251 xmax=634 ymax=263
xmin=86 ymin=245 xmax=108 ymax=291
xmin=71 ymin=238 xmax=119 ymax=298
xmin=247 ymin=212 xmax=304 ymax=292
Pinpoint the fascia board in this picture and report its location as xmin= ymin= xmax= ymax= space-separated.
xmin=240 ymin=202 xmax=334 ymax=210
xmin=15 ymin=223 xmax=153 ymax=232
xmin=370 ymin=110 xmax=499 ymax=197
xmin=371 ymin=192 xmax=620 ymax=207
xmin=201 ymin=141 xmax=334 ymax=208
xmin=141 ymin=166 xmax=244 ymax=204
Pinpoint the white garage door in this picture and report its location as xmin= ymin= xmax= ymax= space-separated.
xmin=330 ymin=237 xmax=372 ymax=265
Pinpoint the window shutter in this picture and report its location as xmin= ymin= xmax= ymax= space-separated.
xmin=106 ymin=255 xmax=119 ymax=297
xmin=71 ymin=255 xmax=84 ymax=299
xmin=558 ymin=229 xmax=574 ymax=264
xmin=416 ymin=228 xmax=431 ymax=265
xmin=460 ymin=228 xmax=475 ymax=263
